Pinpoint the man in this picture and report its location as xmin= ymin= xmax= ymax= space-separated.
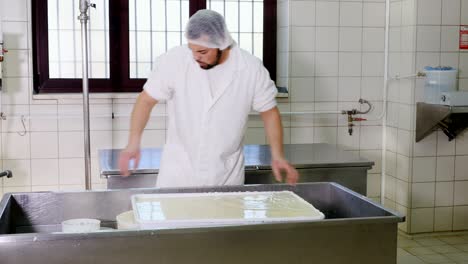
xmin=119 ymin=9 xmax=298 ymax=188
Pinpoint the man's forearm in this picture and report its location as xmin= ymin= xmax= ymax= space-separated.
xmin=128 ymin=91 xmax=158 ymax=147
xmin=260 ymin=106 xmax=284 ymax=160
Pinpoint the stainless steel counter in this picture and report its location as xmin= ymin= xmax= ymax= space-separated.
xmin=0 ymin=182 xmax=403 ymax=264
xmin=99 ymin=144 xmax=374 ymax=194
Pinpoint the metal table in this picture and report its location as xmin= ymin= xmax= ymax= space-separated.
xmin=99 ymin=144 xmax=374 ymax=195
xmin=0 ymin=183 xmax=403 ymax=264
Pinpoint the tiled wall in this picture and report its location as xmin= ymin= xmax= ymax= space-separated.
xmin=277 ymin=0 xmax=387 ymax=202
xmin=386 ymin=0 xmax=468 ymax=234
xmin=0 ymin=0 xmax=385 ymax=203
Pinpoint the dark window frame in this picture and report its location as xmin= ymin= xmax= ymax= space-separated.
xmin=32 ymin=0 xmax=276 ymax=94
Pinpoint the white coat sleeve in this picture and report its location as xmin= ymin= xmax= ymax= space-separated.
xmin=143 ymin=53 xmax=174 ymax=101
xmin=252 ymin=65 xmax=278 ymax=112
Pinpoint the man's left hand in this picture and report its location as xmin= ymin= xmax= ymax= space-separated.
xmin=271 ymin=158 xmax=299 ymax=184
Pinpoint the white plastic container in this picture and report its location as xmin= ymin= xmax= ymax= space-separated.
xmin=61 ymin=218 xmax=101 ymax=233
xmin=131 ymin=191 xmax=325 ymax=230
xmin=423 ymin=68 xmax=458 ymax=104
xmin=116 ymin=210 xmax=139 ymax=230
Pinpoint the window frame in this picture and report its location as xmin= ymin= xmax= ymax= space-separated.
xmin=32 ymin=0 xmax=276 ymax=94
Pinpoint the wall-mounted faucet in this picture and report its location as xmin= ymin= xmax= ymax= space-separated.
xmin=341 ymin=99 xmax=372 ymax=136
xmin=0 ymin=170 xmax=12 ymax=179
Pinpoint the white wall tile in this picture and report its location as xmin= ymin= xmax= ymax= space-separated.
xmin=290 ymin=77 xmax=315 ymax=102
xmin=367 ymin=173 xmax=381 ymax=197
xmin=141 ymin=130 xmax=166 ymax=148
xmin=29 ymin=105 xmax=58 ymax=132
xmin=386 ymin=151 xmax=397 ymax=177
xmin=0 ymin=0 xmax=28 ymax=21
xmin=454 ymin=181 xmax=468 ymax=205
xmin=291 ymin=103 xmax=315 ymax=127
xmin=386 ymin=127 xmax=397 ymax=153
xmin=315 ymin=52 xmax=338 ymax=76
xmin=437 ymin=131 xmax=456 ymax=155
xmin=291 ymin=52 xmax=315 ymax=77
xmin=402 ymin=0 xmax=417 ymax=26
xmin=363 ymin=3 xmax=386 ymax=27
xmin=440 ymin=53 xmax=459 ymax=70
xmin=453 ymin=206 xmax=468 ymax=230
xmin=437 ymin=156 xmax=455 ymax=181
xmin=434 ymin=207 xmax=453 ymax=231
xmin=385 ymin=175 xmax=396 ymax=200
xmin=363 ymin=28 xmax=385 ymax=52
xmin=398 ymin=104 xmax=413 ymax=130
xmin=455 ymin=130 xmax=468 ymax=155
xmin=2 ymin=21 xmax=28 ymax=50
xmin=401 ymin=27 xmax=417 ymax=52
xmin=338 ymin=77 xmax=361 ymax=102
xmin=360 ymin=126 xmax=383 ymax=150
xmin=396 ymin=179 xmax=409 ymax=206
xmin=90 ymin=131 xmax=113 ymax=158
xmin=397 ymin=154 xmax=411 ymax=181
xmin=399 ymin=79 xmax=415 ymax=104
xmin=416 ymin=52 xmax=441 ymax=72
xmin=314 ymin=127 xmax=337 ymax=144
xmin=277 ymin=52 xmax=289 ymax=78
xmin=411 ymin=208 xmax=434 ymax=233
xmin=30 ymin=132 xmax=58 ymax=159
xmin=441 ymin=26 xmax=460 ymax=52
xmin=291 ymin=27 xmax=315 ymax=52
xmin=414 ymin=132 xmax=437 ymax=156
xmin=58 ymin=105 xmax=84 ymax=131
xmin=3 ymin=186 xmax=31 ymax=193
xmin=314 ymin=102 xmax=338 ymax=126
xmin=413 ymin=157 xmax=437 ymax=182
xmin=417 ymin=0 xmax=442 ymax=25
xmin=1 ymin=77 xmax=31 ymax=105
xmin=31 ymin=159 xmax=59 ymax=186
xmin=2 ymin=133 xmax=30 ymax=159
xmin=337 ymin=126 xmax=360 ymax=151
xmin=389 ymin=28 xmax=401 ymax=52
xmin=417 ymin=26 xmax=441 ymax=52
xmin=59 ymin=158 xmax=85 ymax=185
xmin=59 ymin=185 xmax=85 ymax=191
xmin=460 ymin=53 xmax=468 ymax=78
xmin=291 ymin=1 xmax=315 ymax=26
xmin=436 ymin=182 xmax=454 ymax=206
xmin=112 ymin=130 xmax=129 ymax=149
xmin=59 ymin=131 xmax=84 ymax=158
xmin=315 ymin=27 xmax=339 ymax=52
xmin=339 ymin=28 xmax=362 ymax=52
xmin=291 ymin=127 xmax=314 ymax=143
xmin=244 ymin=128 xmax=266 ymax=144
xmin=397 ymin=129 xmax=412 ymax=156
xmin=32 ymin=185 xmax=59 ymax=192
xmin=2 ymin=159 xmax=30 ymax=187
xmin=412 ymin=182 xmax=435 ymax=207
xmin=340 ymin=2 xmax=363 ymax=27
xmin=339 ymin=53 xmax=362 ymax=77
xmin=462 ymin=0 xmax=468 ymax=24
xmin=277 ymin=1 xmax=289 ymax=28
xmin=442 ymin=0 xmax=461 ymax=25
xmin=89 ymin=104 xmax=113 ymax=131
xmin=390 ymin=2 xmax=402 ymax=27
xmin=1 ymin=104 xmax=30 ymax=133
xmin=315 ymin=77 xmax=338 ymax=101
xmin=3 ymin=50 xmax=29 ymax=77
xmin=316 ymin=1 xmax=339 ymax=26
xmin=362 ymin=53 xmax=385 ymax=76
xmin=455 ymin=156 xmax=468 ymax=180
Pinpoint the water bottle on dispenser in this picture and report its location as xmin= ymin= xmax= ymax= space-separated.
xmin=423 ymin=66 xmax=458 ymax=104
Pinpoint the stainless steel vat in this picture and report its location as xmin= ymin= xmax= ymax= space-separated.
xmin=0 ymin=183 xmax=403 ymax=264
xmin=100 ymin=144 xmax=374 ymax=195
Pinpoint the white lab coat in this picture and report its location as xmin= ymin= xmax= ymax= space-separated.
xmin=144 ymin=44 xmax=277 ymax=188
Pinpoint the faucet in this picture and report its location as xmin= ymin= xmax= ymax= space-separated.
xmin=341 ymin=99 xmax=372 ymax=136
xmin=0 ymin=170 xmax=12 ymax=178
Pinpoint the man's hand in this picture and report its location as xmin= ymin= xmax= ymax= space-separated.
xmin=271 ymin=158 xmax=299 ymax=184
xmin=118 ymin=145 xmax=141 ymax=177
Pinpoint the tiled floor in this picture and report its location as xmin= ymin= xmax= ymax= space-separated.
xmin=398 ymin=234 xmax=468 ymax=263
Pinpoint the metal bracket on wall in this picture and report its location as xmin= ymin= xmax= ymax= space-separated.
xmin=416 ymin=102 xmax=468 ymax=142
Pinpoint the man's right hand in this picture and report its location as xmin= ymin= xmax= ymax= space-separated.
xmin=118 ymin=145 xmax=141 ymax=177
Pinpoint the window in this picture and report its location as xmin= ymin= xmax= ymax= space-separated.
xmin=32 ymin=0 xmax=276 ymax=93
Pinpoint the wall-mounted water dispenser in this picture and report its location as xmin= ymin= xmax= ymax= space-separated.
xmin=423 ymin=66 xmax=458 ymax=104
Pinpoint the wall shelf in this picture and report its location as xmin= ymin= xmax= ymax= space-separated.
xmin=416 ymin=102 xmax=468 ymax=142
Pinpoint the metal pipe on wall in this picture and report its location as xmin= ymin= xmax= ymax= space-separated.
xmin=79 ymin=0 xmax=93 ymax=190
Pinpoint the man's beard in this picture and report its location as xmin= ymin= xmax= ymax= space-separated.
xmin=200 ymin=49 xmax=222 ymax=70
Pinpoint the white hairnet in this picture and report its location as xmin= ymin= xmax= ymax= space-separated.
xmin=185 ymin=9 xmax=233 ymax=50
